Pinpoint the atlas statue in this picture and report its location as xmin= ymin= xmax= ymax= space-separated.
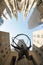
xmin=11 ymin=34 xmax=32 ymax=61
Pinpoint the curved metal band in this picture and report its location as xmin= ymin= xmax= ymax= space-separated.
xmin=12 ymin=33 xmax=31 ymax=47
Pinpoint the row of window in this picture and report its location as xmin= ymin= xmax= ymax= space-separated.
xmin=33 ymin=47 xmax=43 ymax=60
xmin=33 ymin=35 xmax=43 ymax=38
xmin=2 ymin=51 xmax=8 ymax=58
xmin=0 ymin=33 xmax=9 ymax=35
xmin=0 ymin=42 xmax=10 ymax=47
xmin=33 ymin=40 xmax=43 ymax=45
xmin=0 ymin=48 xmax=10 ymax=58
xmin=0 ymin=44 xmax=10 ymax=56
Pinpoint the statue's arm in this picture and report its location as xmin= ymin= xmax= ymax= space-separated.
xmin=11 ymin=44 xmax=21 ymax=50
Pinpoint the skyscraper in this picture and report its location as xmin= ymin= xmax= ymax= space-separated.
xmin=0 ymin=31 xmax=10 ymax=65
xmin=32 ymin=30 xmax=43 ymax=65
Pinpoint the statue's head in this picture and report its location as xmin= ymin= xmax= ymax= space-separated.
xmin=21 ymin=44 xmax=23 ymax=47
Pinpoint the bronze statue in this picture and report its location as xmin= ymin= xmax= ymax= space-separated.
xmin=11 ymin=43 xmax=31 ymax=61
xmin=11 ymin=33 xmax=31 ymax=61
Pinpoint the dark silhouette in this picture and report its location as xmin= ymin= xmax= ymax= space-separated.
xmin=10 ymin=56 xmax=16 ymax=65
xmin=11 ymin=43 xmax=31 ymax=61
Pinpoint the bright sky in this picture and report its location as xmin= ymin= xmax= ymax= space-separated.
xmin=0 ymin=8 xmax=43 ymax=49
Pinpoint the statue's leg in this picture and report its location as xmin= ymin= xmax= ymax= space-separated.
xmin=25 ymin=51 xmax=29 ymax=60
xmin=26 ymin=52 xmax=33 ymax=60
xmin=17 ymin=52 xmax=23 ymax=61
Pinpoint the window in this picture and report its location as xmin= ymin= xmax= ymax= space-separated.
xmin=0 ymin=43 xmax=2 ymax=47
xmin=0 ymin=0 xmax=2 ymax=3
xmin=1 ymin=50 xmax=3 ymax=53
xmin=6 ymin=51 xmax=8 ymax=54
xmin=37 ymin=40 xmax=39 ymax=43
xmin=5 ymin=48 xmax=7 ymax=50
xmin=37 ymin=35 xmax=40 ymax=38
xmin=41 ymin=35 xmax=43 ymax=38
xmin=40 ymin=64 xmax=43 ymax=65
xmin=8 ymin=45 xmax=9 ymax=47
xmin=39 ymin=53 xmax=41 ymax=56
xmin=41 ymin=56 xmax=43 ymax=60
xmin=40 ymin=48 xmax=43 ymax=51
xmin=3 ymin=55 xmax=5 ymax=58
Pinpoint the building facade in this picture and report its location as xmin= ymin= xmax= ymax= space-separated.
xmin=32 ymin=30 xmax=43 ymax=65
xmin=28 ymin=0 xmax=43 ymax=29
xmin=0 ymin=31 xmax=10 ymax=65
